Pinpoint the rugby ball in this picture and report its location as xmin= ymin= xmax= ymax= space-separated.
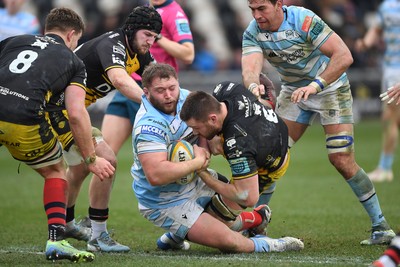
xmin=167 ymin=140 xmax=196 ymax=185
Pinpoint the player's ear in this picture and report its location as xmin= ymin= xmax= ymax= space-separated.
xmin=66 ymin=29 xmax=75 ymax=42
xmin=209 ymin=114 xmax=217 ymax=124
xmin=143 ymin=87 xmax=149 ymax=96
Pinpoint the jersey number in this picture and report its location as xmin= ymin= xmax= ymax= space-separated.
xmin=9 ymin=50 xmax=38 ymax=74
xmin=263 ymin=108 xmax=278 ymax=123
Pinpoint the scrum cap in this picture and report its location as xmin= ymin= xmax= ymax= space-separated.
xmin=123 ymin=6 xmax=162 ymax=40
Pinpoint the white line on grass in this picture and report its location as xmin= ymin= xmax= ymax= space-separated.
xmin=0 ymin=248 xmax=371 ymax=266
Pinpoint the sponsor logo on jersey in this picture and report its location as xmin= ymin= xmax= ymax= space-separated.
xmin=139 ymin=125 xmax=167 ymax=139
xmin=31 ymin=39 xmax=49 ymax=49
xmin=311 ymin=22 xmax=324 ymax=36
xmin=226 ymin=83 xmax=235 ymax=91
xmin=113 ymin=45 xmax=126 ymax=57
xmin=276 ymin=48 xmax=305 ymax=63
xmin=149 ymin=118 xmax=166 ymax=128
xmin=0 ymin=86 xmax=29 ymax=100
xmin=227 ymin=149 xmax=242 ymax=158
xmin=213 ymin=83 xmax=223 ymax=95
xmin=26 ymin=148 xmax=41 ymax=157
xmin=176 ymin=11 xmax=185 ymax=18
xmin=229 ymin=157 xmax=250 ymax=175
xmin=254 ymin=103 xmax=262 ymax=116
xmin=108 ymin=32 xmax=120 ymax=39
xmin=239 ymin=95 xmax=251 ymax=117
xmin=284 ymin=30 xmax=300 ymax=40
xmin=226 ymin=137 xmax=236 ymax=149
xmin=112 ymin=54 xmax=125 ymax=66
xmin=258 ymin=32 xmax=271 ymax=42
xmin=176 ymin=19 xmax=191 ymax=35
xmin=0 ymin=139 xmax=20 ymax=147
xmin=302 ymin=16 xmax=312 ymax=32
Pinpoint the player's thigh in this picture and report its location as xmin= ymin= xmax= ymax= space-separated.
xmin=0 ymin=120 xmax=63 ymax=169
xmin=187 ymin=212 xmax=244 ymax=249
xmin=139 ymin=180 xmax=215 ymax=240
xmin=101 ymin=114 xmax=132 ymax=152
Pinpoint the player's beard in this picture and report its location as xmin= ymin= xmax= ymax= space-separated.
xmin=205 ymin=125 xmax=220 ymax=141
xmin=148 ymin=95 xmax=178 ymax=115
xmin=130 ymin=38 xmax=149 ymax=55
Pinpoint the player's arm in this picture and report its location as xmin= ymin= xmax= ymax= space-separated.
xmin=65 ymin=85 xmax=115 ymax=180
xmin=317 ymin=32 xmax=353 ymax=85
xmin=197 ymin=170 xmax=260 ymax=208
xmin=107 ymin=67 xmax=143 ymax=103
xmin=355 ymin=25 xmax=382 ymax=52
xmin=156 ymin=38 xmax=195 ymax=64
xmin=242 ymin=51 xmax=267 ymax=99
xmin=139 ymin=144 xmax=208 ymax=186
xmin=242 ymin=52 xmax=263 ymax=89
xmin=292 ymin=33 xmax=354 ymax=102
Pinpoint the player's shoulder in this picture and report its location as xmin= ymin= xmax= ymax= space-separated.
xmin=86 ymin=29 xmax=125 ymax=49
xmin=179 ymin=88 xmax=190 ymax=99
xmin=212 ymin=81 xmax=245 ymax=100
xmin=286 ymin=5 xmax=316 ymax=24
xmin=285 ymin=5 xmax=315 ymax=18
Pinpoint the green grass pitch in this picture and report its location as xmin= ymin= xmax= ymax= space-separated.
xmin=0 ymin=119 xmax=399 ymax=266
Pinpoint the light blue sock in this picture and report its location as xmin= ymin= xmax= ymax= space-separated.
xmin=378 ymin=153 xmax=394 ymax=170
xmin=347 ymin=168 xmax=386 ymax=227
xmin=250 ymin=236 xmax=271 ymax=252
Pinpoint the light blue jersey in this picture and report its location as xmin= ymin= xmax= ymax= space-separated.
xmin=377 ymin=0 xmax=400 ymax=68
xmin=242 ymin=5 xmax=347 ymax=92
xmin=131 ymin=89 xmax=199 ymax=209
xmin=0 ymin=8 xmax=40 ymax=41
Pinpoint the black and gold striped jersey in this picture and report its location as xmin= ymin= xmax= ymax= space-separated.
xmin=74 ymin=28 xmax=154 ymax=107
xmin=213 ymin=81 xmax=289 ymax=179
xmin=0 ymin=34 xmax=86 ymax=125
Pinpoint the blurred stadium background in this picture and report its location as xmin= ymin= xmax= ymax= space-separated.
xmin=1 ymin=0 xmax=385 ymax=126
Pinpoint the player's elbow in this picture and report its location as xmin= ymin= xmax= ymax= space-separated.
xmin=145 ymin=172 xmax=164 ymax=186
xmin=236 ymin=191 xmax=259 ymax=208
xmin=111 ymin=76 xmax=127 ymax=90
xmin=343 ymin=52 xmax=354 ymax=68
xmin=67 ymin=109 xmax=84 ymax=126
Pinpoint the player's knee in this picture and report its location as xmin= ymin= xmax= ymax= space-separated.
xmin=95 ymin=142 xmax=117 ymax=167
xmin=328 ymin=152 xmax=351 ymax=168
xmin=208 ymin=194 xmax=242 ymax=221
xmin=325 ymin=132 xmax=354 ymax=154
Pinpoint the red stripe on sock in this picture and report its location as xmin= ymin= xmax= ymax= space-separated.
xmin=239 ymin=210 xmax=262 ymax=231
xmin=43 ymin=178 xmax=67 ymax=226
xmin=371 ymin=261 xmax=384 ymax=267
xmin=385 ymin=249 xmax=400 ymax=264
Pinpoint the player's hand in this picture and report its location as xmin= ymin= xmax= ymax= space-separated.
xmin=193 ymin=145 xmax=210 ymax=170
xmin=87 ymin=157 xmax=115 ymax=181
xmin=249 ymin=83 xmax=264 ymax=99
xmin=259 ymin=73 xmax=276 ymax=109
xmin=291 ymin=85 xmax=318 ymax=103
xmin=354 ymin=38 xmax=367 ymax=53
xmin=380 ymin=85 xmax=400 ymax=105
